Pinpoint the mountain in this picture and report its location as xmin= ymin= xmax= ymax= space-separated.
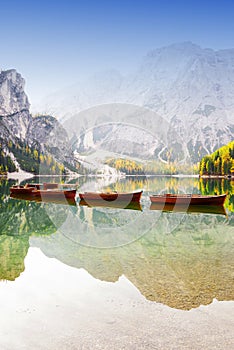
xmin=0 ymin=69 xmax=78 ymax=175
xmin=0 ymin=69 xmax=31 ymax=140
xmin=37 ymin=42 xmax=234 ymax=163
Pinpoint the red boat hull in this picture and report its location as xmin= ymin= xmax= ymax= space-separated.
xmin=10 ymin=185 xmax=76 ymax=200
xmin=79 ymin=190 xmax=143 ymax=203
xmin=150 ymin=194 xmax=227 ymax=206
xmin=10 ymin=186 xmax=38 ymax=196
xmin=10 ymin=193 xmax=76 ymax=206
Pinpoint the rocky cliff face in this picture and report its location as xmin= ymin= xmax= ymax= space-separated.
xmin=0 ymin=69 xmax=30 ymax=116
xmin=0 ymin=70 xmax=31 ymax=142
xmin=0 ymin=69 xmax=76 ymax=173
xmin=27 ymin=115 xmax=74 ymax=164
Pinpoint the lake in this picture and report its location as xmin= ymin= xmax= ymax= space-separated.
xmin=0 ymin=176 xmax=234 ymax=349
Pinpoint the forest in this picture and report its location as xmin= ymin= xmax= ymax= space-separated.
xmin=199 ymin=140 xmax=234 ymax=176
xmin=0 ymin=139 xmax=66 ymax=175
xmin=105 ymin=158 xmax=198 ymax=175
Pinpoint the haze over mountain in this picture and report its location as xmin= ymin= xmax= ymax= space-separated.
xmin=1 ymin=42 xmax=234 ymax=173
xmin=36 ymin=42 xmax=234 ymax=163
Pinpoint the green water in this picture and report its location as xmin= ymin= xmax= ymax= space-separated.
xmin=0 ymin=176 xmax=234 ymax=310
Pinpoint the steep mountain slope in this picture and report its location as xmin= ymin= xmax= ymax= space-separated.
xmin=0 ymin=70 xmax=31 ymax=141
xmin=0 ymin=69 xmax=77 ymax=174
xmin=37 ymin=42 xmax=234 ymax=163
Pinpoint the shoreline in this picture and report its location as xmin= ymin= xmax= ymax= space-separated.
xmin=200 ymin=175 xmax=234 ymax=179
xmin=6 ymin=170 xmax=34 ymax=182
xmin=2 ymin=173 xmax=233 ymax=181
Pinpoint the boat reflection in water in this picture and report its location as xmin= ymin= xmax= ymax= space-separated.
xmin=150 ymin=202 xmax=227 ymax=216
xmin=10 ymin=193 xmax=76 ymax=206
xmin=79 ymin=199 xmax=142 ymax=211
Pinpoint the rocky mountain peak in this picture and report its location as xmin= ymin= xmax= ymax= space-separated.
xmin=146 ymin=41 xmax=202 ymax=58
xmin=37 ymin=42 xmax=234 ymax=163
xmin=0 ymin=69 xmax=77 ymax=174
xmin=0 ymin=69 xmax=30 ymax=116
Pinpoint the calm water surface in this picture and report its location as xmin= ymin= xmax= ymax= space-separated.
xmin=0 ymin=176 xmax=234 ymax=349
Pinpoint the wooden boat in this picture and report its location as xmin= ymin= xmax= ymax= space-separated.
xmin=10 ymin=185 xmax=38 ymax=195
xmin=149 ymin=193 xmax=227 ymax=206
xmin=25 ymin=182 xmax=78 ymax=196
xmin=10 ymin=183 xmax=77 ymax=200
xmin=150 ymin=203 xmax=227 ymax=216
xmin=79 ymin=190 xmax=143 ymax=202
xmin=79 ymin=199 xmax=142 ymax=211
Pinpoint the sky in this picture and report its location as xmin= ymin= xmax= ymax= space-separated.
xmin=1 ymin=0 xmax=234 ymax=105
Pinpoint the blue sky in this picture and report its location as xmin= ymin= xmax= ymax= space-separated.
xmin=1 ymin=0 xmax=234 ymax=104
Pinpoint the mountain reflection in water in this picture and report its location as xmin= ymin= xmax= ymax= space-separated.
xmin=0 ymin=176 xmax=233 ymax=310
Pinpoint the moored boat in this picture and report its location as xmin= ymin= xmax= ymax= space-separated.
xmin=10 ymin=185 xmax=38 ymax=195
xmin=10 ymin=192 xmax=76 ymax=206
xmin=149 ymin=193 xmax=227 ymax=206
xmin=79 ymin=190 xmax=143 ymax=202
xmin=10 ymin=183 xmax=77 ymax=200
